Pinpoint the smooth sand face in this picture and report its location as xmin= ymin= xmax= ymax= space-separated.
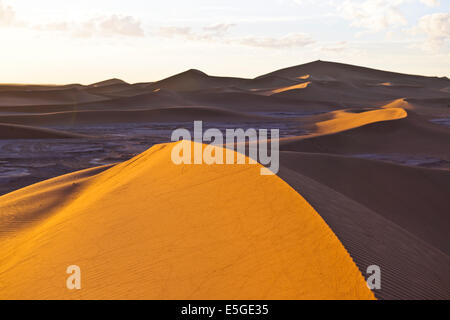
xmin=0 ymin=142 xmax=374 ymax=300
xmin=312 ymin=108 xmax=407 ymax=135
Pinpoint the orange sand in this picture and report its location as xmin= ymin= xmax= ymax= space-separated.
xmin=313 ymin=108 xmax=407 ymax=135
xmin=271 ymin=82 xmax=311 ymax=94
xmin=0 ymin=142 xmax=374 ymax=300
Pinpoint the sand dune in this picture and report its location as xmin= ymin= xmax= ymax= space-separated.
xmin=88 ymin=78 xmax=129 ymax=88
xmin=258 ymin=61 xmax=450 ymax=106
xmin=259 ymin=60 xmax=450 ymax=87
xmin=277 ymin=163 xmax=450 ymax=300
xmin=305 ymin=107 xmax=407 ymax=135
xmin=0 ymin=106 xmax=267 ymax=126
xmin=0 ymin=87 xmax=107 ymax=107
xmin=84 ymin=79 xmax=155 ymax=99
xmin=1 ymin=60 xmax=447 ymax=114
xmin=271 ymin=82 xmax=311 ymax=94
xmin=182 ymin=91 xmax=337 ymax=113
xmin=0 ymin=84 xmax=83 ymax=92
xmin=84 ymin=89 xmax=190 ymax=108
xmin=81 ymin=88 xmax=337 ymax=114
xmin=281 ymin=108 xmax=450 ymax=159
xmin=149 ymin=69 xmax=248 ymax=92
xmin=241 ymin=75 xmax=300 ymax=90
xmin=0 ymin=142 xmax=374 ymax=300
xmin=0 ymin=123 xmax=89 ymax=139
xmin=0 ymin=60 xmax=449 ymax=300
xmin=271 ymin=79 xmax=406 ymax=105
xmin=279 ymin=152 xmax=450 ymax=254
xmin=86 ymin=84 xmax=132 ymax=97
xmin=403 ymin=97 xmax=450 ymax=118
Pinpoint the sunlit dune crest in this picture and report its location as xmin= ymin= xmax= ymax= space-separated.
xmin=271 ymin=81 xmax=311 ymax=94
xmin=0 ymin=142 xmax=374 ymax=300
xmin=313 ymin=108 xmax=407 ymax=135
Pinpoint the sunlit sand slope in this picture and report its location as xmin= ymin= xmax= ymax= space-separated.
xmin=282 ymin=107 xmax=450 ymax=159
xmin=0 ymin=142 xmax=374 ymax=300
xmin=307 ymin=107 xmax=407 ymax=135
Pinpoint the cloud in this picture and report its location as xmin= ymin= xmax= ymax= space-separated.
xmin=156 ymin=23 xmax=314 ymax=49
xmin=0 ymin=0 xmax=16 ymax=26
xmin=0 ymin=1 xmax=144 ymax=37
xmin=157 ymin=23 xmax=315 ymax=49
xmin=33 ymin=22 xmax=70 ymax=32
xmin=203 ymin=23 xmax=235 ymax=34
xmin=0 ymin=0 xmax=143 ymax=38
xmin=335 ymin=0 xmax=408 ymax=33
xmin=97 ymin=15 xmax=144 ymax=37
xmin=157 ymin=26 xmax=194 ymax=39
xmin=320 ymin=41 xmax=348 ymax=53
xmin=34 ymin=15 xmax=145 ymax=38
xmin=420 ymin=0 xmax=440 ymax=7
xmin=413 ymin=12 xmax=450 ymax=51
xmin=157 ymin=24 xmax=236 ymax=41
xmin=235 ymin=33 xmax=315 ymax=48
xmin=291 ymin=0 xmax=327 ymax=6
xmin=156 ymin=26 xmax=218 ymax=41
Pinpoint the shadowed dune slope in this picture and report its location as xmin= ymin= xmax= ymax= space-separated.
xmin=277 ymin=164 xmax=450 ymax=300
xmin=271 ymin=79 xmax=398 ymax=104
xmin=279 ymin=152 xmax=450 ymax=254
xmin=0 ymin=123 xmax=89 ymax=139
xmin=0 ymin=106 xmax=267 ymax=126
xmin=0 ymin=84 xmax=84 ymax=93
xmin=260 ymin=60 xmax=450 ymax=86
xmin=241 ymin=75 xmax=300 ymax=90
xmin=83 ymin=89 xmax=190 ymax=108
xmin=1 ymin=61 xmax=448 ymax=115
xmin=0 ymin=88 xmax=107 ymax=107
xmin=0 ymin=142 xmax=374 ymax=300
xmin=181 ymin=91 xmax=337 ymax=113
xmin=88 ymin=78 xmax=128 ymax=88
xmin=259 ymin=61 xmax=450 ymax=105
xmin=150 ymin=69 xmax=248 ymax=92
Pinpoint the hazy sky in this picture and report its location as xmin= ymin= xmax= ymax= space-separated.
xmin=1 ymin=0 xmax=449 ymax=84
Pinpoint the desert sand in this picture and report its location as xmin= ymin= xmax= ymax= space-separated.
xmin=0 ymin=142 xmax=374 ymax=300
xmin=278 ymin=153 xmax=450 ymax=300
xmin=0 ymin=60 xmax=449 ymax=300
xmin=0 ymin=123 xmax=89 ymax=139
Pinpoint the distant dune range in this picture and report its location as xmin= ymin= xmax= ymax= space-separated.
xmin=0 ymin=61 xmax=449 ymax=300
